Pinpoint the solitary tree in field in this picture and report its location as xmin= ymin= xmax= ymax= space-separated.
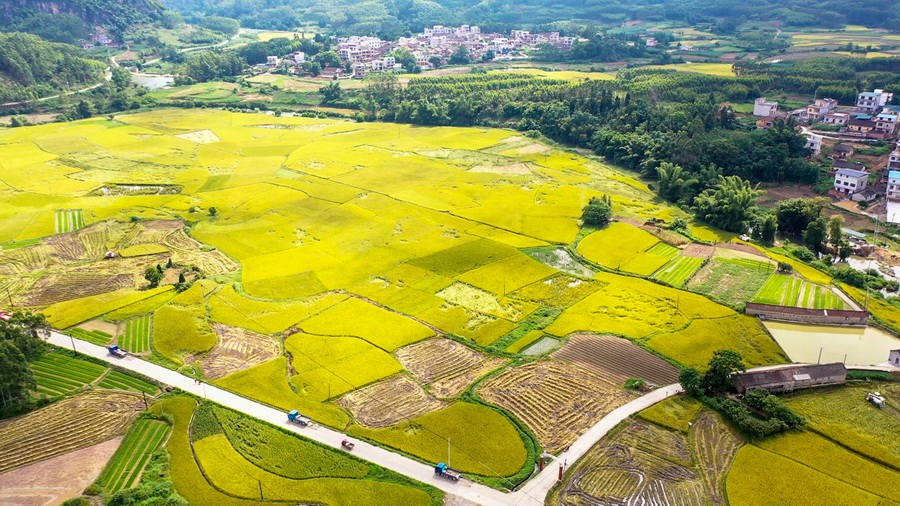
xmin=209 ymin=207 xmax=218 ymax=217
xmin=581 ymin=196 xmax=612 ymax=227
xmin=144 ymin=265 xmax=163 ymax=288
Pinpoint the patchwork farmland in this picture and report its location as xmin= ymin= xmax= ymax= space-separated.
xmin=0 ymin=109 xmax=874 ymax=503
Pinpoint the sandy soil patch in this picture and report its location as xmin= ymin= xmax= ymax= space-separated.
xmin=681 ymin=244 xmax=715 ymax=258
xmin=78 ymin=319 xmax=119 ymax=336
xmin=0 ymin=438 xmax=121 ymax=506
xmin=175 ymin=129 xmax=220 ymax=144
xmin=469 ymin=163 xmax=532 ymax=175
xmin=396 ymin=338 xmax=507 ymax=397
xmin=240 ymin=93 xmax=274 ymax=102
xmin=715 ymin=242 xmax=766 ymax=257
xmin=338 ymin=376 xmax=446 ymax=428
xmin=196 ymin=324 xmax=281 ymax=380
xmin=517 ymin=144 xmax=551 ymax=155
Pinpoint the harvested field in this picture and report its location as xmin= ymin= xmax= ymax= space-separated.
xmin=23 ymin=273 xmax=134 ymax=307
xmin=0 ymin=438 xmax=122 ymax=506
xmin=175 ymin=129 xmax=220 ymax=144
xmin=527 ymin=248 xmax=596 ymax=278
xmin=0 ymin=391 xmax=143 ymax=474
xmin=552 ymin=333 xmax=680 ymax=386
xmin=338 ymin=376 xmax=446 ymax=428
xmin=551 ymin=420 xmax=705 ymax=506
xmin=550 ymin=411 xmax=743 ymax=506
xmin=396 ymin=338 xmax=506 ymax=397
xmin=478 ymin=360 xmax=633 ymax=453
xmin=681 ymin=244 xmax=714 ymax=258
xmin=196 ymin=323 xmax=281 ymax=380
xmin=692 ymin=411 xmax=743 ymax=504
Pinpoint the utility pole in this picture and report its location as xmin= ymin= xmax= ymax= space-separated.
xmin=447 ymin=438 xmax=451 ymax=467
xmin=141 ymin=391 xmax=149 ymax=410
xmin=70 ymin=334 xmax=76 ymax=355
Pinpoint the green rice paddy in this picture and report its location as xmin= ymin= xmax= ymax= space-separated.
xmin=30 ymin=352 xmax=107 ymax=397
xmin=652 ymin=255 xmax=705 ymax=287
xmin=54 ymin=209 xmax=84 ymax=234
xmin=121 ymin=314 xmax=152 ymax=353
xmin=95 ymin=419 xmax=170 ymax=493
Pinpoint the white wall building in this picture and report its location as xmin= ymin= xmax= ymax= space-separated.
xmin=834 ymin=168 xmax=869 ymax=194
xmin=753 ymin=97 xmax=779 ymax=117
xmin=857 ymin=89 xmax=894 ymax=113
xmin=804 ymin=133 xmax=823 ymax=155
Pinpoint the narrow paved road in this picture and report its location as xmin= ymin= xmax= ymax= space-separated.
xmin=48 ymin=331 xmax=681 ymax=505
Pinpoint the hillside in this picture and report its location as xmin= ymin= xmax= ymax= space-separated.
xmin=0 ymin=0 xmax=167 ymax=44
xmin=164 ymin=0 xmax=899 ymax=36
xmin=0 ymin=32 xmax=104 ymax=104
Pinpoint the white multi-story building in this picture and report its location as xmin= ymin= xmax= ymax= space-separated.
xmin=804 ymin=133 xmax=823 ymax=155
xmin=823 ymin=111 xmax=849 ymax=125
xmin=834 ymin=168 xmax=869 ymax=195
xmin=888 ymin=150 xmax=900 ymax=172
xmin=805 ymin=98 xmax=838 ymax=122
xmin=857 ymin=89 xmax=894 ymax=112
xmin=888 ymin=170 xmax=900 ymax=200
xmin=753 ymin=97 xmax=779 ymax=117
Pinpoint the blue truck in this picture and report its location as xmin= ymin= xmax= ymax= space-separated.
xmin=287 ymin=410 xmax=314 ymax=426
xmin=107 ymin=345 xmax=127 ymax=358
xmin=434 ymin=462 xmax=461 ymax=481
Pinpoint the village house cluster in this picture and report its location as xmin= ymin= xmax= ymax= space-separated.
xmin=274 ymin=25 xmax=576 ymax=79
xmin=748 ymin=90 xmax=899 ymax=204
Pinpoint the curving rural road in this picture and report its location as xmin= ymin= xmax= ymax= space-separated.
xmin=47 ymin=331 xmax=681 ymax=505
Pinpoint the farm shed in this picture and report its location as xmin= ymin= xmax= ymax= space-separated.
xmin=735 ymin=363 xmax=847 ymax=395
xmin=889 ymin=349 xmax=900 ymax=367
xmin=745 ymin=303 xmax=867 ymax=325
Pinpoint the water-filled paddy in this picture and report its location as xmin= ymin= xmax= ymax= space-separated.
xmin=764 ymin=321 xmax=900 ymax=365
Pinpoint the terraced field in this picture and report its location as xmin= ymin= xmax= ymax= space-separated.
xmin=552 ymin=333 xmax=680 ymax=386
xmin=95 ymin=419 xmax=170 ymax=493
xmin=30 ymin=352 xmax=107 ymax=397
xmin=120 ymin=314 xmax=152 ymax=353
xmin=478 ymin=360 xmax=633 ymax=452
xmin=0 ymin=391 xmax=143 ymax=474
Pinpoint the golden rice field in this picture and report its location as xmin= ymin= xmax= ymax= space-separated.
xmin=0 ymin=109 xmax=806 ymax=487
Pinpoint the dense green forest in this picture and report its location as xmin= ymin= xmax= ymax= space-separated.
xmin=0 ymin=0 xmax=168 ymax=43
xmin=0 ymin=33 xmax=104 ymax=104
xmin=163 ymin=0 xmax=900 ymax=37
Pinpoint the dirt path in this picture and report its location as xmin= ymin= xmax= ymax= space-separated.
xmin=0 ymin=438 xmax=121 ymax=506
